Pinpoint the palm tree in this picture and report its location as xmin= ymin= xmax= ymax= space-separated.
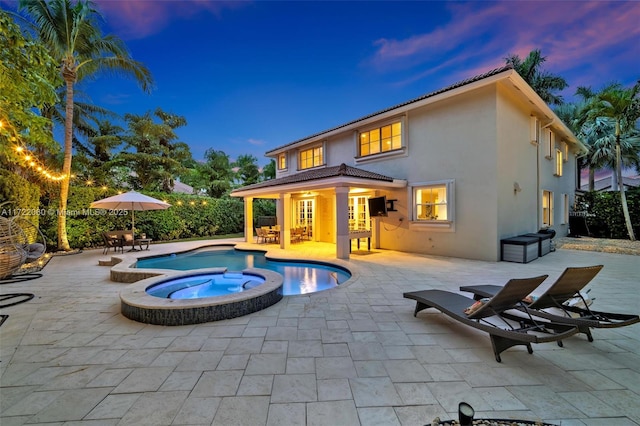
xmin=233 ymin=154 xmax=261 ymax=187
xmin=583 ymin=82 xmax=640 ymax=240
xmin=73 ymin=119 xmax=126 ymax=186
xmin=18 ymin=0 xmax=153 ymax=250
xmin=505 ymin=49 xmax=568 ymax=105
xmin=119 ymin=108 xmax=190 ymax=192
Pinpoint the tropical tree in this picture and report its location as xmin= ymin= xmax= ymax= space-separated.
xmin=200 ymin=149 xmax=234 ymax=198
xmin=119 ymin=108 xmax=191 ymax=192
xmin=73 ymin=119 xmax=126 ymax=186
xmin=0 ymin=10 xmax=59 ymax=172
xmin=261 ymin=159 xmax=276 ymax=181
xmin=18 ymin=0 xmax=153 ymax=250
xmin=505 ymin=49 xmax=568 ymax=105
xmin=582 ymin=82 xmax=640 ymax=240
xmin=233 ymin=154 xmax=261 ymax=187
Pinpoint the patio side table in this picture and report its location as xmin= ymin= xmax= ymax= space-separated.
xmin=135 ymin=238 xmax=152 ymax=251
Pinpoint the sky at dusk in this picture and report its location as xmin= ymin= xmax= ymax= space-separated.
xmin=6 ymin=1 xmax=640 ymax=166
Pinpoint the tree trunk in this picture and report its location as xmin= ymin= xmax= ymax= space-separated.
xmin=57 ymin=73 xmax=74 ymax=251
xmin=615 ymin=127 xmax=635 ymax=241
xmin=589 ymin=168 xmax=595 ymax=191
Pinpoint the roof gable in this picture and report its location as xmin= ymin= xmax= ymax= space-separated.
xmin=266 ymin=65 xmax=514 ymax=156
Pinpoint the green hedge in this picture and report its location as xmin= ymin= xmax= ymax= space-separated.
xmin=0 ymin=170 xmax=41 ymax=227
xmin=37 ymin=188 xmax=277 ymax=250
xmin=579 ymin=188 xmax=640 ymax=239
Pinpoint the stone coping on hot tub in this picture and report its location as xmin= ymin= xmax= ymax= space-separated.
xmin=120 ymin=267 xmax=284 ymax=325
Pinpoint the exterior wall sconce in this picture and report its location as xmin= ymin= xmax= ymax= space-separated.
xmin=513 ymin=182 xmax=522 ymax=194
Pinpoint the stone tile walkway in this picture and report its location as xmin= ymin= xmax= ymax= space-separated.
xmin=1 ymin=239 xmax=639 ymax=425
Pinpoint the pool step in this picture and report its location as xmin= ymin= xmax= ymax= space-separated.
xmin=98 ymin=257 xmax=122 ymax=267
xmin=223 ymin=271 xmax=244 ymax=279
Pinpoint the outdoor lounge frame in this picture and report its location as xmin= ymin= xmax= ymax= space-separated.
xmin=460 ymin=265 xmax=640 ymax=342
xmin=403 ymin=275 xmax=579 ymax=362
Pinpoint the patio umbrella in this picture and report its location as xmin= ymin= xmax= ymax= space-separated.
xmin=90 ymin=191 xmax=171 ymax=235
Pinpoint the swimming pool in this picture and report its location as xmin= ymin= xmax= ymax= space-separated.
xmin=135 ymin=246 xmax=351 ymax=296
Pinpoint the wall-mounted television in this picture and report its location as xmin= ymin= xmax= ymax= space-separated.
xmin=368 ymin=196 xmax=388 ymax=217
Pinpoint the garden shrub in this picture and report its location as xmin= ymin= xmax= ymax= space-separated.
xmin=0 ymin=170 xmax=41 ymax=226
xmin=40 ymin=189 xmax=248 ymax=249
xmin=579 ymin=188 xmax=640 ymax=239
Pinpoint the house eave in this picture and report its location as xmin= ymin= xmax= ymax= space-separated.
xmin=266 ymin=67 xmax=516 ymax=157
xmin=231 ymin=177 xmax=407 ymax=199
xmin=503 ymin=72 xmax=589 ymax=155
xmin=266 ymin=67 xmax=588 ymax=158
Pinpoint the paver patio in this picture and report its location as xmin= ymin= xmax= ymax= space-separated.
xmin=1 ymin=238 xmax=639 ymax=425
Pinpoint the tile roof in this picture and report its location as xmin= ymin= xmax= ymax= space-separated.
xmin=232 ymin=163 xmax=394 ymax=192
xmin=266 ymin=65 xmax=514 ymax=155
xmin=579 ymin=175 xmax=640 ymax=191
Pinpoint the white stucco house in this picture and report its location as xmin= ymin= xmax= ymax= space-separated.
xmin=231 ymin=66 xmax=588 ymax=261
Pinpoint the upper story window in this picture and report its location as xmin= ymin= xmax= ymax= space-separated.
xmin=555 ymin=148 xmax=563 ymax=176
xmin=277 ymin=153 xmax=287 ymax=170
xmin=562 ymin=141 xmax=569 ymax=162
xmin=299 ymin=145 xmax=324 ymax=170
xmin=359 ymin=121 xmax=402 ymax=157
xmin=545 ymin=129 xmax=555 ymax=159
xmin=530 ymin=116 xmax=540 ymax=145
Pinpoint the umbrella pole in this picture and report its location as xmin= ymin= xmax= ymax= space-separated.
xmin=127 ymin=210 xmax=139 ymax=252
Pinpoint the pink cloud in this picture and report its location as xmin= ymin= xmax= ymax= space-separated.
xmin=95 ymin=0 xmax=247 ymax=39
xmin=369 ymin=1 xmax=639 ymax=88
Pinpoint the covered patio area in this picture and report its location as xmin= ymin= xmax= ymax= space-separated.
xmin=231 ymin=163 xmax=406 ymax=260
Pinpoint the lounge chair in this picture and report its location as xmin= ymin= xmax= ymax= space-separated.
xmin=102 ymin=232 xmax=122 ymax=254
xmin=460 ymin=265 xmax=639 ymax=342
xmin=403 ymin=275 xmax=579 ymax=362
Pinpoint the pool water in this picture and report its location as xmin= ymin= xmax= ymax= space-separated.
xmin=136 ymin=247 xmax=351 ymax=296
xmin=146 ymin=272 xmax=265 ymax=299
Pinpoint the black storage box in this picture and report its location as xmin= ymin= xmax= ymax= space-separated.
xmin=521 ymin=233 xmax=552 ymax=257
xmin=501 ymin=236 xmax=539 ymax=263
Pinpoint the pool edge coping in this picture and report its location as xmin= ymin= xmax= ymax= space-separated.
xmin=107 ymin=242 xmax=356 ymax=290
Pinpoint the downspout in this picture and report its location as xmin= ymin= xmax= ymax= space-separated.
xmin=539 ymin=119 xmax=555 ymax=230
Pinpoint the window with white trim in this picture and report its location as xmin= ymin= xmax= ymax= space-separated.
xmin=542 ymin=190 xmax=553 ymax=227
xmin=555 ymin=148 xmax=563 ymax=176
xmin=359 ymin=121 xmax=402 ymax=157
xmin=299 ymin=145 xmax=324 ymax=170
xmin=545 ymin=129 xmax=554 ymax=159
xmin=562 ymin=193 xmax=569 ymax=224
xmin=412 ymin=180 xmax=454 ymax=223
xmin=562 ymin=141 xmax=569 ymax=162
xmin=530 ymin=116 xmax=540 ymax=145
xmin=277 ymin=153 xmax=287 ymax=170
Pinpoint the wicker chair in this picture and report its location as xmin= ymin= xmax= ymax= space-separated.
xmin=0 ymin=216 xmax=47 ymax=279
xmin=0 ymin=217 xmax=28 ymax=279
xmin=11 ymin=217 xmax=47 ymax=263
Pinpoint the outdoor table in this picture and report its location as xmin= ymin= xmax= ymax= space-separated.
xmin=135 ymin=238 xmax=152 ymax=251
xmin=349 ymin=230 xmax=371 ymax=252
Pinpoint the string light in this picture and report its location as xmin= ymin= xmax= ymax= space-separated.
xmin=3 ymin=121 xmax=214 ymax=205
xmin=1 ymin=117 xmax=68 ymax=182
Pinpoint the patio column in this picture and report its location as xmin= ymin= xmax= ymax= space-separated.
xmin=244 ymin=197 xmax=254 ymax=243
xmin=335 ymin=186 xmax=350 ymax=259
xmin=278 ymin=193 xmax=291 ymax=249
